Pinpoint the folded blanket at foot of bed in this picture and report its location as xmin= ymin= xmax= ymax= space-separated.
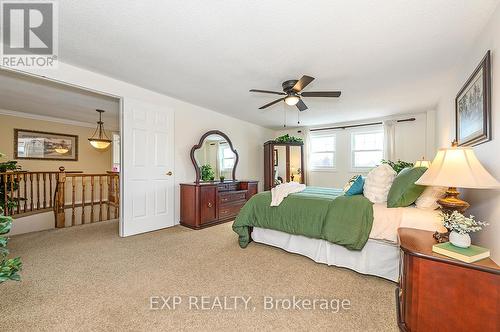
xmin=232 ymin=187 xmax=374 ymax=250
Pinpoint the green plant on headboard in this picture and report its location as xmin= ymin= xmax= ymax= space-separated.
xmin=275 ymin=134 xmax=303 ymax=144
xmin=201 ymin=164 xmax=215 ymax=181
xmin=381 ymin=159 xmax=414 ymax=173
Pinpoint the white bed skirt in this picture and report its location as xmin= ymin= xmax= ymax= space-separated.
xmin=251 ymin=227 xmax=400 ymax=282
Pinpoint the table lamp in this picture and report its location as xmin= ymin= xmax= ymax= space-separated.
xmin=415 ymin=141 xmax=500 ymax=213
xmin=414 ymin=157 xmax=431 ymax=168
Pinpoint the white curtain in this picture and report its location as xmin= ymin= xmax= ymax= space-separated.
xmin=383 ymin=120 xmax=396 ymax=161
xmin=303 ymin=129 xmax=312 ymax=185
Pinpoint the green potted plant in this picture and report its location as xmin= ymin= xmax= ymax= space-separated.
xmin=441 ymin=211 xmax=488 ymax=248
xmin=381 ymin=159 xmax=414 ymax=173
xmin=201 ymin=164 xmax=215 ymax=181
xmin=0 ymin=207 xmax=22 ymax=283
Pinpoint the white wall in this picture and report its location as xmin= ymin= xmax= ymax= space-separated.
xmin=276 ymin=111 xmax=435 ymax=188
xmin=5 ymin=63 xmax=273 ymax=232
xmin=436 ymin=4 xmax=500 ymax=262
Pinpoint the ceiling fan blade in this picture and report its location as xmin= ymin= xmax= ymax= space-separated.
xmin=250 ymin=89 xmax=286 ymax=95
xmin=301 ymin=91 xmax=341 ymax=97
xmin=296 ymin=99 xmax=308 ymax=112
xmin=292 ymin=75 xmax=315 ymax=92
xmin=259 ymin=97 xmax=285 ymax=109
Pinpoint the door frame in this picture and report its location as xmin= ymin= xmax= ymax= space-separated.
xmin=0 ymin=66 xmax=126 ymax=235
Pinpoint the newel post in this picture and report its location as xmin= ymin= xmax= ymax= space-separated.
xmin=55 ymin=166 xmax=66 ymax=228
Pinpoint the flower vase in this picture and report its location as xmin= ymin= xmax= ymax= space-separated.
xmin=449 ymin=231 xmax=471 ymax=248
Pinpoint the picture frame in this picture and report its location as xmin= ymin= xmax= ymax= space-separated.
xmin=455 ymin=50 xmax=491 ymax=147
xmin=14 ymin=129 xmax=79 ymax=161
xmin=273 ymin=149 xmax=279 ymax=166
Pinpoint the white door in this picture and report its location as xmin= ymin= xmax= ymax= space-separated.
xmin=120 ymin=98 xmax=175 ymax=236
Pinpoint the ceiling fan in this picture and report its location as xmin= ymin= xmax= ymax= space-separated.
xmin=250 ymin=75 xmax=341 ymax=111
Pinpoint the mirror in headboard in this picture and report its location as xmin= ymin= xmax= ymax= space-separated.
xmin=191 ymin=130 xmax=239 ymax=182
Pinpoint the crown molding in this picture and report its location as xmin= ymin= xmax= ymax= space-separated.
xmin=0 ymin=109 xmax=119 ymax=131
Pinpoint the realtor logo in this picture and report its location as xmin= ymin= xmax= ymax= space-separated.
xmin=1 ymin=0 xmax=58 ymax=68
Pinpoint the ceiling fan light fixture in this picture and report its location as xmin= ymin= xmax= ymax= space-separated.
xmin=284 ymin=95 xmax=300 ymax=106
xmin=88 ymin=109 xmax=112 ymax=151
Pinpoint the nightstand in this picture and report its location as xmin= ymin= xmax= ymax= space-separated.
xmin=396 ymin=228 xmax=499 ymax=332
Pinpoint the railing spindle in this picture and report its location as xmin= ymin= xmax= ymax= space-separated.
xmin=81 ymin=176 xmax=86 ymax=224
xmin=16 ymin=173 xmax=20 ymax=214
xmin=43 ymin=173 xmax=47 ymax=209
xmin=23 ymin=173 xmax=27 ymax=212
xmin=3 ymin=174 xmax=8 ymax=216
xmin=29 ymin=173 xmax=33 ymax=211
xmin=35 ymin=173 xmax=40 ymax=211
xmin=106 ymin=176 xmax=111 ymax=220
xmin=9 ymin=174 xmax=14 ymax=215
xmin=71 ymin=177 xmax=76 ymax=226
xmin=99 ymin=176 xmax=103 ymax=222
xmin=49 ymin=173 xmax=53 ymax=208
xmin=90 ymin=176 xmax=95 ymax=223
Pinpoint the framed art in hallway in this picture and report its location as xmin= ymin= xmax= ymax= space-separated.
xmin=14 ymin=129 xmax=79 ymax=161
xmin=455 ymin=50 xmax=491 ymax=147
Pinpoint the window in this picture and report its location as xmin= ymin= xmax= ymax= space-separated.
xmin=219 ymin=143 xmax=235 ymax=170
xmin=351 ymin=130 xmax=384 ymax=169
xmin=310 ymin=133 xmax=336 ymax=170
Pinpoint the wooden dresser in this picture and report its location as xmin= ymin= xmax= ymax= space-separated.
xmin=397 ymin=228 xmax=499 ymax=332
xmin=180 ymin=181 xmax=258 ymax=229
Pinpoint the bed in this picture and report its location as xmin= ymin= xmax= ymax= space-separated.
xmin=233 ymin=187 xmax=442 ymax=282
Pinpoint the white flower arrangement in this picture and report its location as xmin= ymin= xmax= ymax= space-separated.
xmin=441 ymin=211 xmax=488 ymax=235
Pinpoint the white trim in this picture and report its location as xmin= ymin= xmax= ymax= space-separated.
xmin=0 ymin=108 xmax=114 ymax=130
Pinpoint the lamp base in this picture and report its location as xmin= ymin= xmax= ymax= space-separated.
xmin=437 ymin=187 xmax=470 ymax=214
xmin=434 ymin=187 xmax=470 ymax=243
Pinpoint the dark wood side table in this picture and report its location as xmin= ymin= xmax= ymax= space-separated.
xmin=397 ymin=228 xmax=499 ymax=332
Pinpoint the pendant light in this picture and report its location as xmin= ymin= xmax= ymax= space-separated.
xmin=88 ymin=109 xmax=112 ymax=150
xmin=54 ymin=140 xmax=69 ymax=154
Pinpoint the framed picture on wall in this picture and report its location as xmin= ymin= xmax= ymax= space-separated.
xmin=14 ymin=129 xmax=79 ymax=161
xmin=273 ymin=149 xmax=279 ymax=166
xmin=455 ymin=50 xmax=491 ymax=147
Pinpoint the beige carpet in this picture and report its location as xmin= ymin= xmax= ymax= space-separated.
xmin=0 ymin=221 xmax=397 ymax=331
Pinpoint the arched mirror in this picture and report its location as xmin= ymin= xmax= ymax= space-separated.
xmin=191 ymin=130 xmax=239 ymax=182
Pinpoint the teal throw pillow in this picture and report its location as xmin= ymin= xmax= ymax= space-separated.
xmin=343 ymin=175 xmax=365 ymax=196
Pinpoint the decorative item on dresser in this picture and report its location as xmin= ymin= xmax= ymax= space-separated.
xmin=264 ymin=138 xmax=305 ymax=191
xmin=396 ymin=228 xmax=499 ymax=332
xmin=180 ymin=130 xmax=258 ymax=229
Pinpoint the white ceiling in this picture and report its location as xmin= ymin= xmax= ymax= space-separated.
xmin=55 ymin=1 xmax=499 ymax=128
xmin=0 ymin=70 xmax=120 ymax=130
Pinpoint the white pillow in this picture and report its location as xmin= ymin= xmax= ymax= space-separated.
xmin=415 ymin=186 xmax=447 ymax=210
xmin=363 ymin=164 xmax=397 ymax=203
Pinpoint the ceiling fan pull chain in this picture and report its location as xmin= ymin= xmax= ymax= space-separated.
xmin=297 ymin=109 xmax=300 ymax=125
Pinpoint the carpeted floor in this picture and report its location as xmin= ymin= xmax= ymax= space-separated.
xmin=0 ymin=221 xmax=397 ymax=331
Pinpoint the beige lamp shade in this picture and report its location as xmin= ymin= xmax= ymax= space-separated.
xmin=415 ymin=147 xmax=500 ymax=189
xmin=414 ymin=159 xmax=431 ymax=168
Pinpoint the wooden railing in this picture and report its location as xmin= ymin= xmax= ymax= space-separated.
xmin=54 ymin=168 xmax=120 ymax=228
xmin=1 ymin=171 xmax=59 ymax=216
xmin=1 ymin=167 xmax=119 ymax=228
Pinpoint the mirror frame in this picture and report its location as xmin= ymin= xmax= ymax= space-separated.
xmin=190 ymin=130 xmax=239 ymax=183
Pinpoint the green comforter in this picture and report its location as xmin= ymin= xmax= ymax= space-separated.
xmin=232 ymin=187 xmax=374 ymax=250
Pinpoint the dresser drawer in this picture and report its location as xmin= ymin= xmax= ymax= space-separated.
xmin=219 ymin=190 xmax=247 ymax=205
xmin=218 ymin=201 xmax=246 ymax=219
xmin=218 ymin=183 xmax=238 ymax=192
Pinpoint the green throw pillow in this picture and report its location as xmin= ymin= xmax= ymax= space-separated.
xmin=387 ymin=167 xmax=427 ymax=208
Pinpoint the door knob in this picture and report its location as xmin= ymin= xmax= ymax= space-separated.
xmin=166 ymin=171 xmax=173 ymax=176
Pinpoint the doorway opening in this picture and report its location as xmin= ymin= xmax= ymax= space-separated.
xmin=0 ymin=68 xmax=122 ymax=235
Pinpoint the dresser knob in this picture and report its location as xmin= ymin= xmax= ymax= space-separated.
xmin=207 ymin=202 xmax=212 ymax=208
